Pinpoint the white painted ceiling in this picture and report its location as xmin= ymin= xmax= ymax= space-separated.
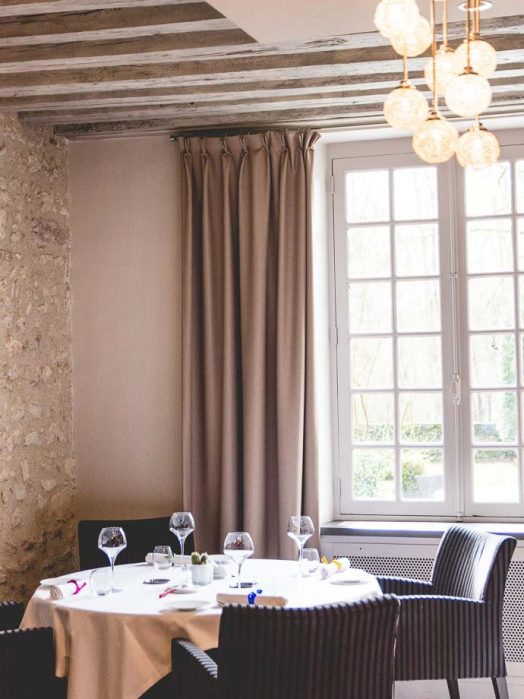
xmin=207 ymin=0 xmax=519 ymax=43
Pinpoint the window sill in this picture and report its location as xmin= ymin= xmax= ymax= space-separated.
xmin=320 ymin=520 xmax=524 ymax=540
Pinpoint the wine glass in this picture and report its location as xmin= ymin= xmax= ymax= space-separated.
xmin=98 ymin=527 xmax=127 ymax=592
xmin=169 ymin=512 xmax=195 ymax=557
xmin=223 ymin=532 xmax=254 ymax=588
xmin=287 ymin=516 xmax=314 ymax=576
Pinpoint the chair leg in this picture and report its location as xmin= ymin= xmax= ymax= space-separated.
xmin=447 ymin=679 xmax=460 ymax=699
xmin=492 ymin=677 xmax=510 ymax=699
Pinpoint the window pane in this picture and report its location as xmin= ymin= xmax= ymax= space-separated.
xmin=349 ymin=282 xmax=391 ymax=333
xmin=467 ymin=219 xmax=513 ymax=274
xmin=396 ymin=280 xmax=440 ymax=332
xmin=393 ymin=167 xmax=437 ymax=221
xmin=352 ymin=393 xmax=394 ymax=444
xmin=473 ymin=449 xmax=519 ymax=503
xmin=395 ymin=223 xmax=439 ymax=277
xmin=465 ymin=162 xmax=511 ymax=217
xmin=399 ymin=392 xmax=443 ymax=443
xmin=468 ymin=277 xmax=514 ymax=330
xmin=471 ymin=391 xmax=517 ymax=444
xmin=517 ymin=218 xmax=524 ymax=271
xmin=398 ymin=336 xmax=442 ymax=388
xmin=519 ymin=276 xmax=524 ymax=328
xmin=346 ymin=170 xmax=389 ymax=224
xmin=470 ymin=334 xmax=516 ymax=387
xmin=352 ymin=448 xmax=395 ymax=500
xmin=517 ymin=160 xmax=524 ymax=214
xmin=348 ymin=225 xmax=390 ymax=279
xmin=401 ymin=448 xmax=444 ymax=500
xmin=351 ymin=338 xmax=393 ymax=388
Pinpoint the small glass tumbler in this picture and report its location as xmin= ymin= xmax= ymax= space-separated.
xmin=153 ymin=546 xmax=173 ymax=571
xmin=90 ymin=568 xmax=112 ymax=596
xmin=300 ymin=548 xmax=320 ymax=577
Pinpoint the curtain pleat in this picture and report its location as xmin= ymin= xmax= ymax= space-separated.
xmin=179 ymin=130 xmax=320 ymax=558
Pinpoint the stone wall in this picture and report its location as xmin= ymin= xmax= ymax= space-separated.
xmin=0 ymin=115 xmax=76 ymax=601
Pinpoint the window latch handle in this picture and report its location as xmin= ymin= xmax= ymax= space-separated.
xmin=451 ymin=374 xmax=461 ymax=406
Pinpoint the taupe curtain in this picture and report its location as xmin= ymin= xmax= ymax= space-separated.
xmin=179 ymin=130 xmax=320 ymax=558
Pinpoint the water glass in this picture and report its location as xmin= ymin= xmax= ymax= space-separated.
xmin=153 ymin=545 xmax=173 ymax=571
xmin=300 ymin=548 xmax=320 ymax=577
xmin=90 ymin=568 xmax=112 ymax=596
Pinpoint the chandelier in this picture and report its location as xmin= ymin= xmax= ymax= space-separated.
xmin=374 ymin=0 xmax=500 ymax=168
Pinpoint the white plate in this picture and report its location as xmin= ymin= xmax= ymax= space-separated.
xmin=161 ymin=598 xmax=210 ymax=612
xmin=329 ymin=569 xmax=369 ymax=585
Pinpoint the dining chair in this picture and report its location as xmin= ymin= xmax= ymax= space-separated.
xmin=377 ymin=525 xmax=516 ymax=699
xmin=77 ymin=516 xmax=194 ymax=569
xmin=172 ymin=595 xmax=400 ymax=699
xmin=0 ymin=600 xmax=66 ymax=699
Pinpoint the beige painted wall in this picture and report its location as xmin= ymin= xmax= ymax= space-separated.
xmin=69 ymin=135 xmax=183 ymax=519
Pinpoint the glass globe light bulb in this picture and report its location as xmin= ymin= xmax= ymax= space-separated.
xmin=424 ymin=46 xmax=457 ymax=95
xmin=384 ymin=82 xmax=429 ymax=130
xmin=453 ymin=39 xmax=497 ymax=78
xmin=391 ymin=14 xmax=432 ymax=57
xmin=445 ymin=70 xmax=492 ymax=118
xmin=374 ymin=0 xmax=420 ymax=39
xmin=413 ymin=111 xmax=459 ymax=164
xmin=456 ymin=122 xmax=500 ymax=169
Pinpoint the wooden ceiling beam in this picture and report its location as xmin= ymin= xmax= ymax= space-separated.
xmin=10 ymin=71 xmax=524 ymax=123
xmin=0 ymin=16 xmax=520 ymax=72
xmin=0 ymin=0 xmax=198 ymax=17
xmin=0 ymin=4 xmax=225 ymax=43
xmin=0 ymin=46 xmax=522 ymax=97
xmin=20 ymin=81 xmax=524 ymax=126
xmin=50 ymin=95 xmax=524 ymax=138
xmin=2 ymin=65 xmax=523 ymax=112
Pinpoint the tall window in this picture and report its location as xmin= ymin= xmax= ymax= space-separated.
xmin=332 ymin=140 xmax=524 ymax=518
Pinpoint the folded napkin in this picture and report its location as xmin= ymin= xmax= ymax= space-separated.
xmin=216 ymin=592 xmax=287 ymax=607
xmin=50 ymin=579 xmax=87 ymax=601
xmin=145 ymin=553 xmax=191 ymax=565
xmin=320 ymin=557 xmax=351 ymax=579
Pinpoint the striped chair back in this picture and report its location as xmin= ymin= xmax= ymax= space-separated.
xmin=431 ymin=525 xmax=516 ymax=601
xmin=216 ymin=595 xmax=400 ymax=699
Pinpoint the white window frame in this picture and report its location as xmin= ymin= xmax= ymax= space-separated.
xmin=328 ymin=131 xmax=524 ymax=521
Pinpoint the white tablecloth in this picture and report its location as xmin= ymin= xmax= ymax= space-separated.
xmin=22 ymin=559 xmax=381 ymax=699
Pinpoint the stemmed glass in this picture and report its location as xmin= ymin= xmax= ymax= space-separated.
xmin=98 ymin=527 xmax=127 ymax=592
xmin=169 ymin=512 xmax=195 ymax=557
xmin=287 ymin=516 xmax=314 ymax=576
xmin=223 ymin=532 xmax=254 ymax=588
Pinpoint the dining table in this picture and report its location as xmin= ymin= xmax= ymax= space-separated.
xmin=22 ymin=558 xmax=382 ymax=699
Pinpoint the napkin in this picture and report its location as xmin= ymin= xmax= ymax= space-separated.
xmin=50 ymin=579 xmax=87 ymax=601
xmin=145 ymin=553 xmax=191 ymax=565
xmin=216 ymin=592 xmax=287 ymax=607
xmin=320 ymin=557 xmax=351 ymax=579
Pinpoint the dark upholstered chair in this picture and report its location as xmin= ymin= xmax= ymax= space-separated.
xmin=377 ymin=525 xmax=516 ymax=699
xmin=78 ymin=516 xmax=194 ymax=570
xmin=172 ymin=595 xmax=400 ymax=699
xmin=0 ymin=601 xmax=66 ymax=699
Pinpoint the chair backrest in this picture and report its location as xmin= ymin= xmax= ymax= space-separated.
xmin=0 ymin=627 xmax=66 ymax=698
xmin=77 ymin=517 xmax=194 ymax=570
xmin=216 ymin=595 xmax=400 ymax=699
xmin=431 ymin=525 xmax=516 ymax=601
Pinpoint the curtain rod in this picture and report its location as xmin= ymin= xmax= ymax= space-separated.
xmin=169 ymin=125 xmax=310 ymax=141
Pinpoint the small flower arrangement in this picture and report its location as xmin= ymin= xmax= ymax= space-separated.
xmin=190 ymin=551 xmax=209 ymax=565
